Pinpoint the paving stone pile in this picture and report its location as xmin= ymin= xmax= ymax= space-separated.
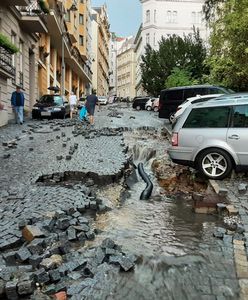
xmin=0 ymin=199 xmax=136 ymax=299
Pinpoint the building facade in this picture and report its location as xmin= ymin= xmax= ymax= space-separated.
xmin=109 ymin=34 xmax=125 ymax=97
xmin=38 ymin=0 xmax=92 ymax=99
xmin=91 ymin=5 xmax=110 ymax=96
xmin=134 ymin=25 xmax=145 ymax=97
xmin=117 ymin=37 xmax=136 ymax=99
xmin=140 ymin=0 xmax=207 ymax=50
xmin=0 ymin=0 xmax=45 ymax=126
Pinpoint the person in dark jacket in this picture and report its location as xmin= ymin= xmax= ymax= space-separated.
xmin=85 ymin=92 xmax=100 ymax=125
xmin=11 ymin=86 xmax=25 ymax=125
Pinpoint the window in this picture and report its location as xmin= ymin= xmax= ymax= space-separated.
xmin=19 ymin=40 xmax=23 ymax=72
xmin=172 ymin=11 xmax=177 ymax=23
xmin=154 ymin=10 xmax=157 ymax=23
xmin=167 ymin=10 xmax=172 ymax=23
xmin=146 ymin=10 xmax=150 ymax=23
xmin=183 ymin=107 xmax=231 ymax=128
xmin=232 ymin=105 xmax=248 ymax=128
xmin=79 ymin=35 xmax=84 ymax=46
xmin=11 ymin=33 xmax=16 ymax=66
xmin=153 ymin=33 xmax=156 ymax=46
xmin=192 ymin=12 xmax=196 ymax=23
xmin=65 ymin=10 xmax=71 ymax=22
xmin=79 ymin=14 xmax=84 ymax=25
xmin=146 ymin=33 xmax=150 ymax=45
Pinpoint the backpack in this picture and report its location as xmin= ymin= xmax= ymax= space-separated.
xmin=79 ymin=106 xmax=87 ymax=121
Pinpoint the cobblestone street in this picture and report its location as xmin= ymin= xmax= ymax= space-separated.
xmin=0 ymin=104 xmax=246 ymax=299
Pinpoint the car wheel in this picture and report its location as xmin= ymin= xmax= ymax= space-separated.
xmin=146 ymin=106 xmax=152 ymax=111
xmin=153 ymin=106 xmax=159 ymax=112
xmin=169 ymin=113 xmax=175 ymax=123
xmin=197 ymin=148 xmax=233 ymax=180
xmin=136 ymin=105 xmax=141 ymax=111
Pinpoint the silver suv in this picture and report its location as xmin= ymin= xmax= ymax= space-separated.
xmin=168 ymin=94 xmax=248 ymax=180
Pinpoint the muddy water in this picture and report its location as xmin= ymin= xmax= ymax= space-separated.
xmin=94 ymin=130 xmax=221 ymax=257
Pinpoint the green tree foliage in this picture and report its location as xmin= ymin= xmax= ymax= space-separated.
xmin=165 ymin=68 xmax=199 ymax=88
xmin=203 ymin=0 xmax=226 ymax=21
xmin=141 ymin=30 xmax=207 ymax=96
xmin=206 ymin=0 xmax=248 ymax=91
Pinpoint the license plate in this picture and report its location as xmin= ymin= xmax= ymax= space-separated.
xmin=41 ymin=111 xmax=51 ymax=116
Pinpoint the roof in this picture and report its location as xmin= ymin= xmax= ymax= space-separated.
xmin=192 ymin=93 xmax=248 ymax=108
xmin=161 ymin=85 xmax=227 ymax=92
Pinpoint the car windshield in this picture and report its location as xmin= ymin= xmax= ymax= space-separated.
xmin=38 ymin=95 xmax=63 ymax=106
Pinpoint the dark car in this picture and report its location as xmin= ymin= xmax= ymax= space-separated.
xmin=32 ymin=94 xmax=70 ymax=119
xmin=158 ymin=85 xmax=233 ymax=119
xmin=132 ymin=96 xmax=150 ymax=110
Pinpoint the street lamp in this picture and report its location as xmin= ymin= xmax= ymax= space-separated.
xmin=61 ymin=1 xmax=78 ymax=97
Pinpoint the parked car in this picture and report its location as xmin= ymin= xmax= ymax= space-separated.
xmin=152 ymin=98 xmax=159 ymax=112
xmin=32 ymin=94 xmax=70 ymax=119
xmin=171 ymin=94 xmax=224 ymax=124
xmin=168 ymin=93 xmax=248 ymax=180
xmin=132 ymin=96 xmax=150 ymax=110
xmin=145 ymin=98 xmax=154 ymax=111
xmin=158 ymin=85 xmax=233 ymax=120
xmin=98 ymin=96 xmax=108 ymax=105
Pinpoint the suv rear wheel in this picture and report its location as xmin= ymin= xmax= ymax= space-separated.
xmin=197 ymin=148 xmax=233 ymax=180
xmin=136 ymin=105 xmax=141 ymax=111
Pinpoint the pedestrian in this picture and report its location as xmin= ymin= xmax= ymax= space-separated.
xmin=11 ymin=86 xmax=25 ymax=125
xmin=69 ymin=91 xmax=77 ymax=119
xmin=85 ymin=91 xmax=100 ymax=126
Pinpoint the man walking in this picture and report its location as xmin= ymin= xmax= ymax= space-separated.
xmin=85 ymin=92 xmax=100 ymax=126
xmin=11 ymin=86 xmax=25 ymax=125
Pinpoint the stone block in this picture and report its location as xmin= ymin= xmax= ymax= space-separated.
xmin=33 ymin=268 xmax=50 ymax=284
xmin=101 ymin=238 xmax=115 ymax=249
xmin=67 ymin=227 xmax=77 ymax=241
xmin=17 ymin=280 xmax=34 ymax=295
xmin=238 ymin=184 xmax=247 ymax=194
xmin=57 ymin=218 xmax=70 ymax=230
xmin=226 ymin=205 xmax=239 ymax=216
xmin=213 ymin=227 xmax=226 ymax=239
xmin=16 ymin=247 xmax=32 ymax=262
xmin=5 ymin=280 xmax=18 ymax=300
xmin=22 ymin=225 xmax=45 ymax=242
xmin=73 ymin=224 xmax=90 ymax=232
xmin=49 ymin=269 xmax=61 ymax=283
xmin=27 ymin=238 xmax=44 ymax=255
xmin=3 ymin=252 xmax=17 ymax=265
xmin=85 ymin=230 xmax=95 ymax=241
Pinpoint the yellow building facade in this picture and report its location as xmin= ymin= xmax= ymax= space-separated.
xmin=92 ymin=6 xmax=110 ymax=96
xmin=38 ymin=0 xmax=92 ymax=98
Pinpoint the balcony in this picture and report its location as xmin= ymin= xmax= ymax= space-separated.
xmin=17 ymin=0 xmax=48 ymax=33
xmin=0 ymin=46 xmax=16 ymax=79
xmin=3 ymin=0 xmax=29 ymax=6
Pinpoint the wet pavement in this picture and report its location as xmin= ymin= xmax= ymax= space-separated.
xmin=0 ymin=104 xmax=244 ymax=299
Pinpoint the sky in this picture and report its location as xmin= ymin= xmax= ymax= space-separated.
xmin=92 ymin=0 xmax=141 ymax=37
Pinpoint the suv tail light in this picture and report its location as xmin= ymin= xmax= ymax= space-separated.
xmin=171 ymin=133 xmax=178 ymax=146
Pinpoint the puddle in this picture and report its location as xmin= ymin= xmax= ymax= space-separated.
xmin=94 ymin=130 xmax=223 ymax=257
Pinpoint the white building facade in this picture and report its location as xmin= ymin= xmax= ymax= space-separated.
xmin=117 ymin=37 xmax=136 ymax=99
xmin=109 ymin=34 xmax=125 ymax=97
xmin=134 ymin=25 xmax=145 ymax=96
xmin=140 ymin=0 xmax=207 ymax=50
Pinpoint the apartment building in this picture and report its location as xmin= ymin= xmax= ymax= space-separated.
xmin=91 ymin=5 xmax=110 ymax=96
xmin=140 ymin=0 xmax=207 ymax=50
xmin=38 ymin=0 xmax=92 ymax=98
xmin=109 ymin=33 xmax=125 ymax=97
xmin=134 ymin=25 xmax=145 ymax=97
xmin=0 ymin=0 xmax=46 ymax=126
xmin=117 ymin=37 xmax=136 ymax=99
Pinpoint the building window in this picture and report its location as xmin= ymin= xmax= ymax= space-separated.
xmin=153 ymin=33 xmax=156 ymax=46
xmin=11 ymin=32 xmax=16 ymax=67
xmin=192 ymin=12 xmax=196 ymax=23
xmin=154 ymin=10 xmax=157 ymax=23
xmin=79 ymin=35 xmax=84 ymax=46
xmin=79 ymin=14 xmax=84 ymax=25
xmin=146 ymin=10 xmax=150 ymax=23
xmin=167 ymin=10 xmax=172 ymax=23
xmin=146 ymin=33 xmax=150 ymax=45
xmin=172 ymin=11 xmax=177 ymax=23
xmin=65 ymin=10 xmax=71 ymax=22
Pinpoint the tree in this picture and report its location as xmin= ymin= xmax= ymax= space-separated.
xmin=140 ymin=45 xmax=165 ymax=96
xmin=141 ymin=30 xmax=207 ymax=95
xmin=203 ymin=0 xmax=226 ymax=21
xmin=165 ymin=68 xmax=198 ymax=88
xmin=206 ymin=0 xmax=248 ymax=91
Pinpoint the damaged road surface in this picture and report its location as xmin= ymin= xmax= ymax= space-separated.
xmin=0 ymin=105 xmax=241 ymax=299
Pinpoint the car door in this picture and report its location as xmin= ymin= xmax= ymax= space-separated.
xmin=227 ymin=104 xmax=248 ymax=165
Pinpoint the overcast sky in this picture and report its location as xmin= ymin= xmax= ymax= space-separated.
xmin=92 ymin=0 xmax=141 ymax=37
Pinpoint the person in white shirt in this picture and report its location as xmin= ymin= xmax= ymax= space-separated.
xmin=69 ymin=92 xmax=77 ymax=119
